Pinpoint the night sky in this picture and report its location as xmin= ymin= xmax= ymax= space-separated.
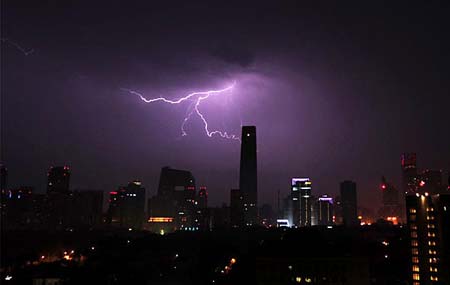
xmin=2 ymin=1 xmax=450 ymax=210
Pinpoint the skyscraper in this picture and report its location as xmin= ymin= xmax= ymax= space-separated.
xmin=402 ymin=153 xmax=419 ymax=194
xmin=230 ymin=189 xmax=244 ymax=227
xmin=107 ymin=180 xmax=145 ymax=229
xmin=378 ymin=176 xmax=401 ymax=222
xmin=420 ymin=169 xmax=444 ymax=194
xmin=340 ymin=181 xmax=358 ymax=227
xmin=406 ymin=193 xmax=450 ymax=284
xmin=0 ymin=165 xmax=7 ymax=192
xmin=47 ymin=166 xmax=70 ymax=194
xmin=147 ymin=167 xmax=196 ymax=232
xmin=239 ymin=126 xmax=257 ymax=226
xmin=317 ymin=195 xmax=333 ymax=226
xmin=291 ymin=178 xmax=312 ymax=227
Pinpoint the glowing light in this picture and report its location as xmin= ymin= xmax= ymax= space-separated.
xmin=123 ymin=82 xmax=240 ymax=140
xmin=381 ymin=184 xmax=386 ymax=190
xmin=5 ymin=275 xmax=13 ymax=281
xmin=230 ymin=258 xmax=236 ymax=264
xmin=41 ymin=255 xmax=45 ymax=259
xmin=295 ymin=277 xmax=301 ymax=283
xmin=419 ymin=180 xmax=426 ymax=187
xmin=160 ymin=229 xmax=165 ymax=235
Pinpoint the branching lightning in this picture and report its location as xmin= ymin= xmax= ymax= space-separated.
xmin=1 ymin=38 xmax=34 ymax=56
xmin=121 ymin=82 xmax=240 ymax=141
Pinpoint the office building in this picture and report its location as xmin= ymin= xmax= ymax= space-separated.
xmin=108 ymin=181 xmax=145 ymax=229
xmin=47 ymin=166 xmax=71 ymax=194
xmin=420 ymin=170 xmax=444 ymax=195
xmin=340 ymin=181 xmax=358 ymax=227
xmin=291 ymin=178 xmax=312 ymax=227
xmin=239 ymin=126 xmax=258 ymax=225
xmin=378 ymin=176 xmax=402 ymax=222
xmin=147 ymin=167 xmax=196 ymax=233
xmin=406 ymin=193 xmax=450 ymax=284
xmin=230 ymin=189 xmax=244 ymax=227
xmin=317 ymin=195 xmax=333 ymax=226
xmin=402 ymin=153 xmax=419 ymax=194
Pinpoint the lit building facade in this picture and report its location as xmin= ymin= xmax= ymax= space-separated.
xmin=317 ymin=195 xmax=333 ymax=226
xmin=239 ymin=126 xmax=258 ymax=226
xmin=406 ymin=193 xmax=450 ymax=284
xmin=291 ymin=178 xmax=312 ymax=227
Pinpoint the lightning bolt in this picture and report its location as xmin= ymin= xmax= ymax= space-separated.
xmin=1 ymin=38 xmax=34 ymax=56
xmin=121 ymin=82 xmax=240 ymax=141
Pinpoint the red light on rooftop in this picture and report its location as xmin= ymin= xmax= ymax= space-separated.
xmin=109 ymin=191 xmax=118 ymax=195
xmin=381 ymin=184 xmax=386 ymax=190
xmin=419 ymin=181 xmax=426 ymax=187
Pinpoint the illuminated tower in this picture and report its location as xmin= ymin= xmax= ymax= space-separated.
xmin=239 ymin=126 xmax=257 ymax=226
xmin=291 ymin=178 xmax=312 ymax=227
xmin=340 ymin=181 xmax=358 ymax=227
xmin=406 ymin=193 xmax=450 ymax=284
xmin=402 ymin=153 xmax=419 ymax=194
xmin=47 ymin=166 xmax=70 ymax=194
xmin=317 ymin=195 xmax=333 ymax=226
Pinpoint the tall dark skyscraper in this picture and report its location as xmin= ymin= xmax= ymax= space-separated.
xmin=378 ymin=176 xmax=402 ymax=222
xmin=340 ymin=180 xmax=358 ymax=227
xmin=317 ymin=195 xmax=333 ymax=226
xmin=0 ymin=165 xmax=7 ymax=192
xmin=47 ymin=166 xmax=71 ymax=194
xmin=402 ymin=153 xmax=419 ymax=194
xmin=239 ymin=126 xmax=257 ymax=226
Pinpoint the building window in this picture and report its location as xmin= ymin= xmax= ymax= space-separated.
xmin=411 ymin=224 xmax=418 ymax=230
xmin=412 ymin=265 xmax=420 ymax=272
xmin=412 ymin=256 xmax=419 ymax=264
xmin=410 ymin=215 xmax=416 ymax=221
xmin=411 ymin=231 xmax=418 ymax=238
xmin=413 ymin=273 xmax=420 ymax=281
xmin=409 ymin=208 xmax=417 ymax=214
xmin=412 ymin=248 xmax=419 ymax=255
xmin=411 ymin=240 xmax=418 ymax=247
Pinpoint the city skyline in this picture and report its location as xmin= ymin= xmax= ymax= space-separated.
xmin=2 ymin=2 xmax=450 ymax=211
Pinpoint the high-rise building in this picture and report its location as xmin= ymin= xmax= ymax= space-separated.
xmin=291 ymin=178 xmax=312 ymax=227
xmin=406 ymin=193 xmax=450 ymax=284
xmin=402 ymin=153 xmax=419 ymax=194
xmin=107 ymin=181 xmax=145 ymax=229
xmin=340 ymin=181 xmax=358 ymax=227
xmin=317 ymin=195 xmax=333 ymax=226
xmin=47 ymin=166 xmax=70 ymax=194
xmin=196 ymin=186 xmax=209 ymax=230
xmin=239 ymin=126 xmax=258 ymax=226
xmin=0 ymin=165 xmax=7 ymax=191
xmin=378 ymin=176 xmax=402 ymax=222
xmin=420 ymin=169 xmax=444 ymax=195
xmin=147 ymin=167 xmax=196 ymax=233
xmin=230 ymin=189 xmax=244 ymax=227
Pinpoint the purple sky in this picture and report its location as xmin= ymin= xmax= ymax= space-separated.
xmin=2 ymin=1 xmax=450 ymax=210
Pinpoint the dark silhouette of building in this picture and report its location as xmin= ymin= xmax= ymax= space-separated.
xmin=0 ymin=164 xmax=7 ymax=191
xmin=317 ymin=194 xmax=333 ymax=226
xmin=70 ymin=190 xmax=104 ymax=227
xmin=340 ymin=180 xmax=358 ymax=227
xmin=108 ymin=181 xmax=145 ymax=229
xmin=239 ymin=126 xmax=257 ymax=226
xmin=47 ymin=166 xmax=70 ymax=194
xmin=401 ymin=153 xmax=419 ymax=194
xmin=230 ymin=189 xmax=244 ymax=227
xmin=420 ymin=169 xmax=444 ymax=194
xmin=147 ymin=167 xmax=196 ymax=233
xmin=378 ymin=176 xmax=402 ymax=223
xmin=406 ymin=193 xmax=450 ymax=284
xmin=1 ymin=187 xmax=34 ymax=229
xmin=196 ymin=186 xmax=209 ymax=230
xmin=291 ymin=178 xmax=312 ymax=227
